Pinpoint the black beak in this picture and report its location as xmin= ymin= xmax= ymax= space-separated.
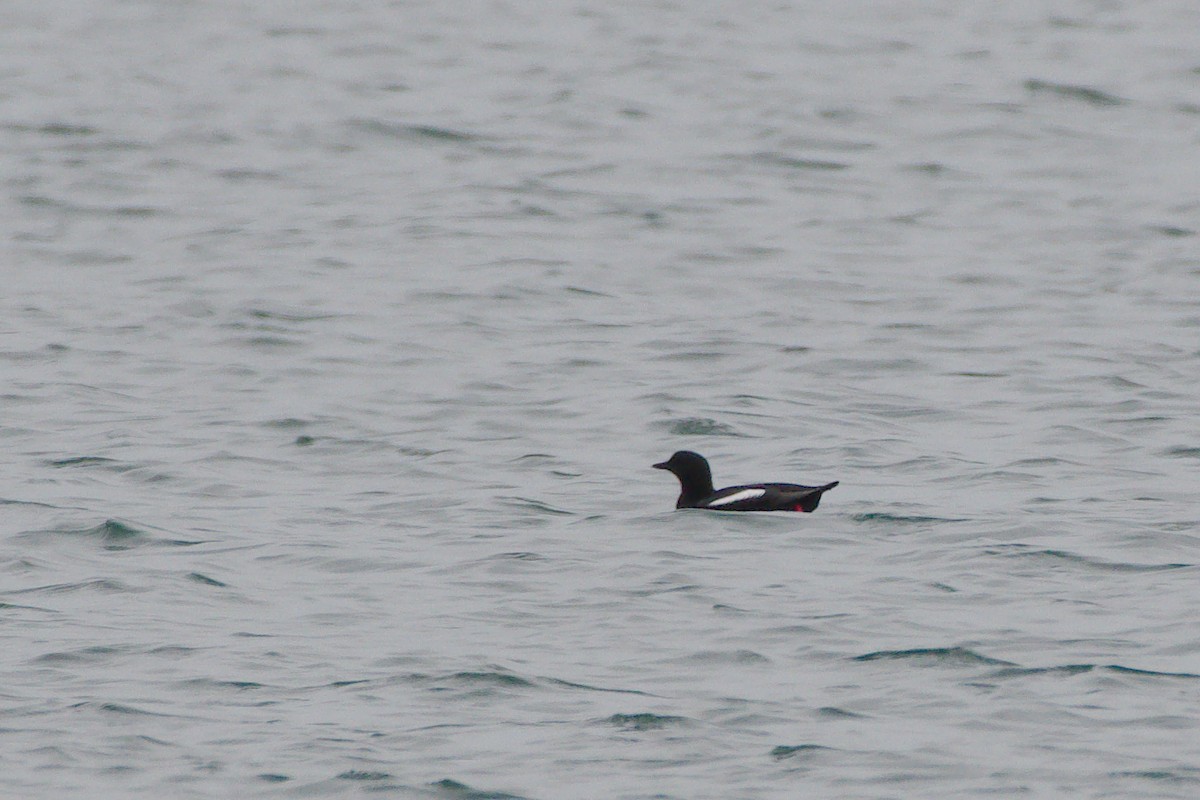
xmin=652 ymin=461 xmax=669 ymax=470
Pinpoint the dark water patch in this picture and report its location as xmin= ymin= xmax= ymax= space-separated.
xmin=178 ymin=678 xmax=265 ymax=691
xmin=1024 ymin=79 xmax=1125 ymax=106
xmin=984 ymin=544 xmax=1190 ymax=573
xmin=487 ymin=551 xmax=546 ymax=562
xmin=148 ymin=645 xmax=199 ymax=657
xmin=408 ymin=670 xmax=537 ymax=696
xmin=218 ymin=167 xmax=283 ymax=182
xmin=904 ymin=161 xmax=949 ymax=175
xmin=257 ymin=774 xmax=290 ymax=783
xmin=20 ymin=578 xmax=137 ymax=595
xmin=1147 ymin=224 xmax=1195 ymax=238
xmin=44 ymin=456 xmax=118 ymax=468
xmin=235 ymin=335 xmax=303 ymax=349
xmin=110 ymin=205 xmax=159 ymax=218
xmin=817 ymin=706 xmax=867 ymax=719
xmin=36 ymin=122 xmax=100 ymax=137
xmin=71 ymin=702 xmax=176 ymax=717
xmin=0 ymin=497 xmax=58 ymax=510
xmin=1104 ymin=665 xmax=1200 ymax=680
xmin=852 ymin=513 xmax=966 ymax=525
xmin=338 ymin=770 xmax=392 ymax=781
xmin=294 ymin=435 xmax=315 ymax=446
xmin=752 ymin=152 xmax=850 ymax=171
xmin=988 ymin=664 xmax=1095 ymax=679
xmin=397 ymin=445 xmax=443 ymax=458
xmin=499 ymin=497 xmax=573 ymax=516
xmin=1007 ymin=456 xmax=1077 ymax=468
xmin=25 ymin=519 xmax=204 ymax=551
xmin=1163 ymin=446 xmax=1200 ymax=459
xmin=187 ymin=572 xmax=227 ymax=587
xmin=350 ymin=119 xmax=484 ymax=144
xmin=713 ymin=604 xmax=749 ymax=614
xmin=771 ymin=743 xmax=835 ymax=760
xmin=629 ymin=581 xmax=703 ymax=597
xmin=655 ymin=348 xmax=731 ymax=363
xmin=658 ymin=550 xmax=719 ymax=562
xmin=64 ymin=250 xmax=134 ymax=266
xmin=262 ymin=417 xmax=312 ymax=429
xmin=543 ymin=677 xmax=657 ymax=696
xmin=406 ymin=125 xmax=481 ymax=142
xmin=0 ymin=601 xmax=56 ymax=613
xmin=685 ymin=649 xmax=771 ymax=665
xmin=605 ymin=712 xmax=690 ymax=731
xmin=661 ymin=417 xmax=740 ymax=436
xmin=853 ymin=647 xmax=1016 ymax=667
xmin=247 ymin=307 xmax=340 ymax=323
xmin=814 ymin=357 xmax=929 ymax=375
xmin=87 ymin=519 xmax=144 ymax=544
xmin=34 ymin=645 xmax=126 ymax=665
xmin=1110 ymin=769 xmax=1200 ymax=784
xmin=430 ymin=778 xmax=529 ymax=800
xmin=564 ymin=285 xmax=613 ymax=297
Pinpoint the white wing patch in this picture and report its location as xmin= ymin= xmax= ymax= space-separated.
xmin=706 ymin=488 xmax=766 ymax=507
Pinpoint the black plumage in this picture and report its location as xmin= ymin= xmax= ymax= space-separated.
xmin=653 ymin=450 xmax=838 ymax=512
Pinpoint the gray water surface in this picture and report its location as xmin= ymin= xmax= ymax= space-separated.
xmin=3 ymin=1 xmax=1200 ymax=797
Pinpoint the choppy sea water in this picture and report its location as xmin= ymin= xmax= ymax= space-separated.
xmin=3 ymin=1 xmax=1200 ymax=797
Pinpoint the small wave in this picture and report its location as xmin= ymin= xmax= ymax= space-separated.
xmin=604 ymin=712 xmax=690 ymax=731
xmin=338 ymin=770 xmax=392 ymax=781
xmin=1104 ymin=665 xmax=1200 ymax=680
xmin=661 ymin=417 xmax=741 ymax=436
xmin=429 ymin=778 xmax=529 ymax=800
xmin=34 ymin=645 xmax=126 ymax=665
xmin=175 ymin=679 xmax=265 ymax=693
xmin=771 ymin=743 xmax=836 ymax=760
xmin=753 ymin=152 xmax=850 ymax=171
xmin=187 ymin=573 xmax=227 ymax=587
xmin=816 ymin=706 xmax=867 ymax=719
xmin=44 ymin=456 xmax=119 ymax=468
xmin=246 ymin=307 xmax=340 ymax=323
xmin=852 ymin=513 xmax=967 ymax=525
xmin=986 ymin=663 xmax=1200 ymax=681
xmin=486 ymin=551 xmax=546 ymax=562
xmin=984 ymin=544 xmax=1190 ymax=573
xmin=499 ymin=497 xmax=573 ymax=516
xmin=1110 ymin=769 xmax=1200 ymax=784
xmin=448 ymin=671 xmax=535 ymax=687
xmin=23 ymin=519 xmax=204 ymax=550
xmin=543 ymin=677 xmax=657 ymax=696
xmin=28 ymin=122 xmax=100 ymax=136
xmin=681 ymin=649 xmax=772 ymax=665
xmin=1024 ymin=78 xmax=1125 ymax=106
xmin=69 ymin=701 xmax=177 ymax=717
xmin=853 ymin=647 xmax=1015 ymax=667
xmin=18 ymin=578 xmax=137 ymax=595
xmin=409 ymin=670 xmax=536 ymax=694
xmin=87 ymin=519 xmax=144 ymax=542
xmin=988 ymin=664 xmax=1095 ymax=679
xmin=349 ymin=119 xmax=485 ymax=144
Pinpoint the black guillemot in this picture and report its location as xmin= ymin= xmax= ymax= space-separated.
xmin=653 ymin=450 xmax=838 ymax=512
